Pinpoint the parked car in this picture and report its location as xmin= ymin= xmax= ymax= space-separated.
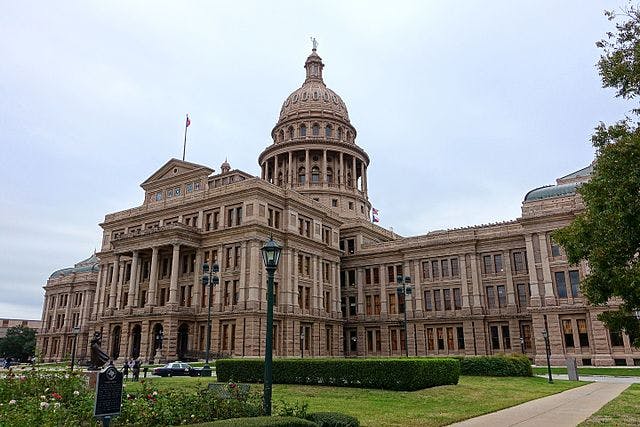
xmin=152 ymin=361 xmax=193 ymax=377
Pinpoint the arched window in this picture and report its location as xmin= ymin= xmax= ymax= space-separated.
xmin=287 ymin=126 xmax=294 ymax=140
xmin=278 ymin=129 xmax=284 ymax=142
xmin=311 ymin=166 xmax=320 ymax=183
xmin=338 ymin=127 xmax=343 ymax=141
xmin=298 ymin=167 xmax=306 ymax=184
xmin=327 ymin=167 xmax=334 ymax=184
xmin=346 ymin=131 xmax=351 ymax=142
xmin=312 ymin=123 xmax=320 ymax=136
xmin=347 ymin=172 xmax=352 ymax=187
xmin=300 ymin=124 xmax=307 ymax=137
xmin=325 ymin=125 xmax=332 ymax=138
xmin=278 ymin=172 xmax=283 ymax=186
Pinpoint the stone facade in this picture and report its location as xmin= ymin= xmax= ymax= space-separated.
xmin=37 ymin=48 xmax=640 ymax=366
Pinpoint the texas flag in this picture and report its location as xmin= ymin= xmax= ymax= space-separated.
xmin=372 ymin=216 xmax=380 ymax=223
xmin=186 ymin=114 xmax=191 ymax=127
xmin=372 ymin=208 xmax=379 ymax=215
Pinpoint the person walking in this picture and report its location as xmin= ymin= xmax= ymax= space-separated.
xmin=122 ymin=359 xmax=129 ymax=380
xmin=132 ymin=359 xmax=141 ymax=381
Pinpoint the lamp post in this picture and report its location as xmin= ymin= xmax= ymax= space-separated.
xmin=542 ymin=329 xmax=553 ymax=383
xmin=396 ymin=275 xmax=412 ymax=357
xmin=300 ymin=330 xmax=305 ymax=359
xmin=201 ymin=261 xmax=219 ymax=377
xmin=261 ymin=236 xmax=282 ymax=416
xmin=70 ymin=326 xmax=80 ymax=372
xmin=519 ymin=336 xmax=525 ymax=354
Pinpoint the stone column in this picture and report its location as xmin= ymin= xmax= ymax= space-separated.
xmin=360 ymin=161 xmax=366 ymax=193
xmin=193 ymin=249 xmax=202 ymax=310
xmin=322 ymin=149 xmax=327 ymax=185
xmin=92 ymin=265 xmax=104 ymax=320
xmin=115 ymin=262 xmax=125 ymax=309
xmin=503 ymin=250 xmax=516 ymax=306
xmin=352 ymin=156 xmax=357 ymax=189
xmin=380 ymin=264 xmax=388 ymax=316
xmin=305 ymin=148 xmax=310 ymax=188
xmin=412 ymin=261 xmax=423 ymax=313
xmin=148 ymin=247 xmax=159 ymax=306
xmin=81 ymin=290 xmax=92 ymax=326
xmin=356 ymin=267 xmax=364 ymax=315
xmin=128 ymin=250 xmax=139 ymax=308
xmin=538 ymin=233 xmax=556 ymax=305
xmin=273 ymin=155 xmax=279 ymax=186
xmin=261 ymin=162 xmax=266 ymax=180
xmin=468 ymin=254 xmax=482 ymax=311
xmin=339 ymin=152 xmax=344 ymax=187
xmin=197 ymin=210 xmax=204 ymax=229
xmin=460 ymin=256 xmax=470 ymax=308
xmin=362 ymin=162 xmax=368 ymax=194
xmin=239 ymin=241 xmax=247 ymax=309
xmin=169 ymin=244 xmax=180 ymax=305
xmin=109 ymin=256 xmax=120 ymax=309
xmin=524 ymin=234 xmax=541 ymax=306
xmin=288 ymin=151 xmax=293 ymax=187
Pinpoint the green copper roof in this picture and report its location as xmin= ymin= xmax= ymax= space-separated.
xmin=49 ymin=253 xmax=99 ymax=279
xmin=524 ymin=182 xmax=581 ymax=202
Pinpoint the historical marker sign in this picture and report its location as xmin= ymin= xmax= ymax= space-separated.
xmin=94 ymin=364 xmax=123 ymax=417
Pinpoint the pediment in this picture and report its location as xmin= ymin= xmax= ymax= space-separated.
xmin=141 ymin=158 xmax=214 ymax=189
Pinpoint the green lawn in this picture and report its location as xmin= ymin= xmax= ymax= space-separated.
xmin=579 ymin=384 xmax=640 ymax=426
xmin=532 ymin=366 xmax=640 ymax=377
xmin=126 ymin=376 xmax=585 ymax=427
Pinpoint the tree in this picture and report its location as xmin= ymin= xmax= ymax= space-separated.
xmin=553 ymin=3 xmax=640 ymax=346
xmin=0 ymin=326 xmax=36 ymax=362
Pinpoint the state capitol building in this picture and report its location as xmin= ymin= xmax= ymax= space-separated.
xmin=37 ymin=47 xmax=640 ymax=367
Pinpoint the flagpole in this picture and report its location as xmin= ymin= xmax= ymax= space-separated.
xmin=182 ymin=115 xmax=189 ymax=161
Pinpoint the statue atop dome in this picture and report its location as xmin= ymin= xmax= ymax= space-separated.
xmin=310 ymin=37 xmax=318 ymax=51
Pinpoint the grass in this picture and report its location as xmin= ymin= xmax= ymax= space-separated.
xmin=533 ymin=366 xmax=640 ymax=377
xmin=579 ymin=384 xmax=640 ymax=426
xmin=126 ymin=376 xmax=585 ymax=427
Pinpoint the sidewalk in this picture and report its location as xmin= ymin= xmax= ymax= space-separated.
xmin=448 ymin=381 xmax=630 ymax=427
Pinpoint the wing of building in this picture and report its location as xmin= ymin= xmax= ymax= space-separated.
xmin=37 ymin=48 xmax=638 ymax=367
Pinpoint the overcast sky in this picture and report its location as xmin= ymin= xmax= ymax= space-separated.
xmin=0 ymin=1 xmax=632 ymax=320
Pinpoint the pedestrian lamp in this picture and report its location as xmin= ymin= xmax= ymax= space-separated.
xmin=542 ymin=329 xmax=553 ymax=383
xmin=260 ymin=236 xmax=282 ymax=416
xmin=201 ymin=261 xmax=219 ymax=377
xmin=519 ymin=336 xmax=525 ymax=354
xmin=70 ymin=326 xmax=81 ymax=372
xmin=396 ymin=275 xmax=412 ymax=357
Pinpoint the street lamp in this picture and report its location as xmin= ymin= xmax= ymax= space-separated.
xmin=70 ymin=326 xmax=80 ymax=372
xmin=300 ymin=330 xmax=305 ymax=359
xmin=261 ymin=236 xmax=282 ymax=416
xmin=396 ymin=275 xmax=412 ymax=357
xmin=201 ymin=261 xmax=219 ymax=377
xmin=519 ymin=336 xmax=525 ymax=354
xmin=541 ymin=329 xmax=553 ymax=383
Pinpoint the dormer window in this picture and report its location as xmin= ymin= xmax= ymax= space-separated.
xmin=194 ymin=181 xmax=201 ymax=190
xmin=325 ymin=125 xmax=332 ymax=138
xmin=186 ymin=183 xmax=193 ymax=193
xmin=175 ymin=187 xmax=181 ymax=196
xmin=300 ymin=124 xmax=307 ymax=137
xmin=167 ymin=189 xmax=173 ymax=198
xmin=155 ymin=191 xmax=162 ymax=201
xmin=312 ymin=123 xmax=320 ymax=136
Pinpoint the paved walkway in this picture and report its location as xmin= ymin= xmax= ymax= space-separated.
xmin=448 ymin=381 xmax=631 ymax=427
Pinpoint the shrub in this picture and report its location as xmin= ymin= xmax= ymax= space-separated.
xmin=307 ymin=412 xmax=359 ymax=427
xmin=201 ymin=416 xmax=318 ymax=426
xmin=457 ymin=355 xmax=532 ymax=377
xmin=216 ymin=358 xmax=459 ymax=391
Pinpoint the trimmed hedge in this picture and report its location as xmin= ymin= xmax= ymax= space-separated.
xmin=457 ymin=355 xmax=532 ymax=377
xmin=198 ymin=416 xmax=317 ymax=426
xmin=307 ymin=412 xmax=359 ymax=427
xmin=216 ymin=358 xmax=459 ymax=391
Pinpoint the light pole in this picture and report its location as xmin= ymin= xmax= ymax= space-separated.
xmin=300 ymin=330 xmax=305 ymax=359
xmin=542 ymin=329 xmax=553 ymax=383
xmin=201 ymin=261 xmax=219 ymax=377
xmin=70 ymin=326 xmax=80 ymax=372
xmin=519 ymin=336 xmax=525 ymax=354
xmin=261 ymin=236 xmax=282 ymax=416
xmin=396 ymin=274 xmax=412 ymax=357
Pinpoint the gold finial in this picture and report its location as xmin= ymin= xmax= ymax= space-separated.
xmin=310 ymin=37 xmax=318 ymax=51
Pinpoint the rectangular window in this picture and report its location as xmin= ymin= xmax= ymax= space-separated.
xmin=390 ymin=329 xmax=398 ymax=351
xmin=424 ymin=290 xmax=433 ymax=311
xmin=555 ymin=271 xmax=568 ymax=298
xmin=365 ymin=269 xmax=372 ymax=285
xmin=441 ymin=260 xmax=450 ymax=277
xmin=569 ymin=270 xmax=580 ymax=297
xmin=431 ymin=260 xmax=439 ymax=278
xmin=490 ymin=326 xmax=500 ymax=350
xmin=450 ymin=258 xmax=459 ymax=277
xmin=443 ymin=289 xmax=452 ymax=310
xmin=486 ymin=286 xmax=496 ymax=309
xmin=447 ymin=327 xmax=455 ymax=350
xmin=373 ymin=267 xmax=380 ymax=284
xmin=422 ymin=261 xmax=430 ymax=279
xmin=388 ymin=294 xmax=397 ymax=314
xmin=365 ymin=295 xmax=372 ymax=315
xmin=577 ymin=319 xmax=589 ymax=347
xmin=298 ymin=286 xmax=304 ymax=308
xmin=517 ymin=283 xmax=528 ymax=308
xmin=456 ymin=326 xmax=465 ymax=349
xmin=563 ymin=319 xmax=574 ymax=347
xmin=387 ymin=266 xmax=395 ymax=283
xmin=433 ymin=290 xmax=442 ymax=311
xmin=551 ymin=240 xmax=562 ymax=257
xmin=348 ymin=296 xmax=356 ymax=315
xmin=513 ymin=251 xmax=527 ymax=273
xmin=494 ymin=254 xmax=503 ymax=273
xmin=427 ymin=328 xmax=435 ymax=351
xmin=374 ymin=294 xmax=381 ymax=315
xmin=610 ymin=329 xmax=624 ymax=347
xmin=453 ymin=288 xmax=462 ymax=309
xmin=497 ymin=285 xmax=506 ymax=307
xmin=501 ymin=325 xmax=511 ymax=349
xmin=521 ymin=322 xmax=532 ymax=349
xmin=483 ymin=255 xmax=493 ymax=274
xmin=437 ymin=328 xmax=445 ymax=350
